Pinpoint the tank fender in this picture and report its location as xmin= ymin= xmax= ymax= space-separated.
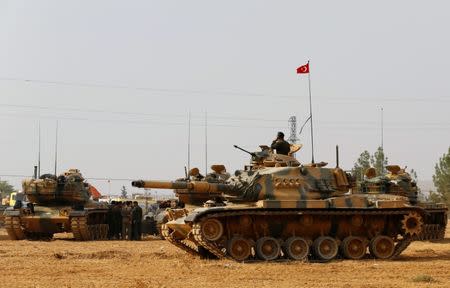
xmin=184 ymin=207 xmax=227 ymax=223
xmin=3 ymin=209 xmax=20 ymax=216
xmin=69 ymin=210 xmax=87 ymax=217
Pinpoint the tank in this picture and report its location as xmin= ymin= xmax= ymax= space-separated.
xmin=3 ymin=169 xmax=109 ymax=240
xmin=132 ymin=146 xmax=447 ymax=262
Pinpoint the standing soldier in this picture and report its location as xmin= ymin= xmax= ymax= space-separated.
xmin=121 ymin=201 xmax=132 ymax=240
xmin=107 ymin=201 xmax=114 ymax=239
xmin=132 ymin=201 xmax=143 ymax=240
xmin=112 ymin=201 xmax=123 ymax=239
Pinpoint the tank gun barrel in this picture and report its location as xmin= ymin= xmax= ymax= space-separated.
xmin=233 ymin=145 xmax=256 ymax=157
xmin=132 ymin=180 xmax=235 ymax=193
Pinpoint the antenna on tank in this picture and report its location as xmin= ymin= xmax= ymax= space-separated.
xmin=204 ymin=110 xmax=208 ymax=175
xmin=336 ymin=145 xmax=340 ymax=168
xmin=187 ymin=111 xmax=191 ymax=172
xmin=54 ymin=120 xmax=59 ymax=175
xmin=381 ymin=107 xmax=384 ymax=150
xmin=38 ymin=121 xmax=41 ymax=177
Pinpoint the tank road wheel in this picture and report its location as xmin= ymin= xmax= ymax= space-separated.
xmin=369 ymin=235 xmax=395 ymax=259
xmin=201 ymin=218 xmax=224 ymax=241
xmin=227 ymin=236 xmax=252 ymax=261
xmin=313 ymin=236 xmax=338 ymax=261
xmin=256 ymin=237 xmax=281 ymax=261
xmin=283 ymin=237 xmax=309 ymax=260
xmin=401 ymin=212 xmax=423 ymax=236
xmin=341 ymin=236 xmax=367 ymax=260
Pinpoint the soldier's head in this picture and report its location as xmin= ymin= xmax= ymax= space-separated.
xmin=277 ymin=131 xmax=285 ymax=140
xmin=133 ymin=201 xmax=138 ymax=207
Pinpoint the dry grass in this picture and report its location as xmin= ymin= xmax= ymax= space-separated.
xmin=0 ymin=227 xmax=449 ymax=288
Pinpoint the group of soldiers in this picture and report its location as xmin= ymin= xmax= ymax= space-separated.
xmin=107 ymin=200 xmax=143 ymax=240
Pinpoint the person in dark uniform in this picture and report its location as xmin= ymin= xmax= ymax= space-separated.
xmin=131 ymin=201 xmax=143 ymax=240
xmin=270 ymin=131 xmax=290 ymax=155
xmin=112 ymin=201 xmax=123 ymax=239
xmin=107 ymin=201 xmax=115 ymax=239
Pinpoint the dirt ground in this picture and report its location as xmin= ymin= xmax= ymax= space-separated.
xmin=0 ymin=228 xmax=449 ymax=288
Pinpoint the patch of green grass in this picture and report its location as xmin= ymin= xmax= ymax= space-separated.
xmin=412 ymin=274 xmax=436 ymax=283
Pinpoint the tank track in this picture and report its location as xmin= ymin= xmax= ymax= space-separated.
xmin=161 ymin=224 xmax=201 ymax=257
xmin=392 ymin=236 xmax=412 ymax=258
xmin=189 ymin=208 xmax=443 ymax=262
xmin=70 ymin=217 xmax=108 ymax=241
xmin=4 ymin=216 xmax=25 ymax=240
xmin=415 ymin=224 xmax=446 ymax=241
xmin=192 ymin=223 xmax=229 ymax=259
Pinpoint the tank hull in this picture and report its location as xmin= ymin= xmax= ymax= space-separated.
xmin=162 ymin=201 xmax=447 ymax=262
xmin=3 ymin=205 xmax=109 ymax=241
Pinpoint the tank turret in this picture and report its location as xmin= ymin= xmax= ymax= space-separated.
xmin=132 ymin=165 xmax=352 ymax=205
xmin=359 ymin=165 xmax=419 ymax=204
xmin=22 ymin=169 xmax=92 ymax=205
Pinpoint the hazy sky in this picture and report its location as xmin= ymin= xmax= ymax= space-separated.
xmin=1 ymin=0 xmax=449 ymax=195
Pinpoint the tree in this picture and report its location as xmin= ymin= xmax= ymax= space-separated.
xmin=120 ymin=185 xmax=128 ymax=199
xmin=370 ymin=147 xmax=388 ymax=175
xmin=352 ymin=150 xmax=371 ymax=182
xmin=0 ymin=180 xmax=16 ymax=199
xmin=430 ymin=147 xmax=450 ymax=205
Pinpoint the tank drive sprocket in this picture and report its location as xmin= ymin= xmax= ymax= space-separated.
xmin=401 ymin=211 xmax=423 ymax=236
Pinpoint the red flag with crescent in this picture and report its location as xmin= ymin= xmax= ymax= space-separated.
xmin=296 ymin=62 xmax=309 ymax=74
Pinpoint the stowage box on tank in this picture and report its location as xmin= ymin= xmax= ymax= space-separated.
xmin=132 ymin=145 xmax=447 ymax=262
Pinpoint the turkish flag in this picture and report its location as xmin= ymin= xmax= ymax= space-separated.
xmin=296 ymin=63 xmax=309 ymax=74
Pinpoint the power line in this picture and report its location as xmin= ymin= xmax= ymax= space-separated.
xmin=1 ymin=111 xmax=449 ymax=131
xmin=0 ymin=112 xmax=287 ymax=129
xmin=2 ymin=77 xmax=449 ymax=103
xmin=0 ymin=77 xmax=283 ymax=99
xmin=0 ymin=174 xmax=139 ymax=181
xmin=0 ymin=103 xmax=288 ymax=123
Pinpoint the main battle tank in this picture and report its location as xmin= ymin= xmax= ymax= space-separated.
xmin=132 ymin=146 xmax=447 ymax=262
xmin=4 ymin=169 xmax=109 ymax=240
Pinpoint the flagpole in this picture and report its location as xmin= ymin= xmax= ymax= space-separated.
xmin=307 ymin=60 xmax=315 ymax=164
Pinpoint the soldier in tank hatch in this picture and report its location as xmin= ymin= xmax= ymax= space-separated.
xmin=270 ymin=131 xmax=290 ymax=155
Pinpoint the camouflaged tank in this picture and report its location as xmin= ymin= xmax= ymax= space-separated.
xmin=132 ymin=145 xmax=447 ymax=262
xmin=4 ymin=169 xmax=109 ymax=240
